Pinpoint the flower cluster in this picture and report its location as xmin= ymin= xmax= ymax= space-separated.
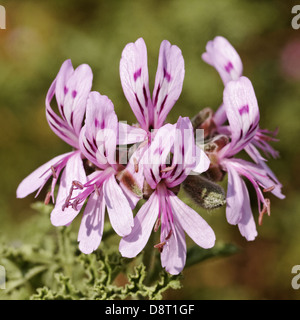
xmin=17 ymin=37 xmax=284 ymax=275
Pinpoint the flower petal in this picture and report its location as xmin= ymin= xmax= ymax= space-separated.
xmin=50 ymin=152 xmax=87 ymax=226
xmin=237 ymin=182 xmax=258 ymax=241
xmin=225 ymin=163 xmax=245 ymax=225
xmin=46 ymin=79 xmax=79 ymax=148
xmin=56 ymin=60 xmax=93 ymax=136
xmin=165 ymin=117 xmax=206 ymax=188
xmin=119 ymin=191 xmax=159 ymax=258
xmin=220 ymin=76 xmax=260 ymax=158
xmin=103 ymin=174 xmax=134 ymax=237
xmin=120 ymin=38 xmax=152 ymax=131
xmin=16 ymin=152 xmax=73 ymax=199
xmin=141 ymin=123 xmax=175 ymax=189
xmin=81 ymin=91 xmax=118 ymax=168
xmin=153 ymin=40 xmax=185 ymax=128
xmin=117 ymin=122 xmax=147 ymax=145
xmin=202 ymin=36 xmax=243 ymax=85
xmin=168 ymin=191 xmax=216 ymax=249
xmin=160 ymin=221 xmax=186 ymax=275
xmin=78 ymin=190 xmax=106 ymax=254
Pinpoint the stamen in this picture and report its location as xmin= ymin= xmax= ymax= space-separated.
xmin=133 ymin=157 xmax=139 ymax=173
xmin=259 ymin=198 xmax=271 ymax=225
xmin=160 ymin=165 xmax=175 ymax=173
xmin=62 ymin=185 xmax=74 ymax=211
xmin=51 ymin=166 xmax=57 ymax=179
xmin=72 ymin=199 xmax=80 ymax=211
xmin=165 ymin=229 xmax=173 ymax=240
xmin=154 ymin=218 xmax=161 ymax=232
xmin=44 ymin=191 xmax=51 ymax=205
xmin=154 ymin=241 xmax=166 ymax=253
xmin=73 ymin=180 xmax=84 ymax=189
xmin=62 ymin=194 xmax=71 ymax=211
xmin=263 ymin=185 xmax=275 ymax=193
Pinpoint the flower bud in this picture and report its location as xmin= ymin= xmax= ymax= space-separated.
xmin=182 ymin=174 xmax=226 ymax=210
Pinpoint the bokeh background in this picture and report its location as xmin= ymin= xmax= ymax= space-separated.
xmin=1 ymin=0 xmax=300 ymax=299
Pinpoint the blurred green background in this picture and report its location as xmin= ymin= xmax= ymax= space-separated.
xmin=1 ymin=0 xmax=300 ymax=299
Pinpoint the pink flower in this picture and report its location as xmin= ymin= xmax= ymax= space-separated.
xmin=214 ymin=77 xmax=285 ymax=240
xmin=119 ymin=37 xmax=185 ymax=206
xmin=202 ymin=36 xmax=243 ymax=85
xmin=16 ymin=60 xmax=93 ymax=208
xmin=119 ymin=117 xmax=214 ymax=275
xmin=52 ymin=91 xmax=135 ymax=254
xmin=120 ymin=37 xmax=185 ymax=132
xmin=202 ymin=36 xmax=281 ymax=162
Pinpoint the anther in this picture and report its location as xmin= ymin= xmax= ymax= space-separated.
xmin=51 ymin=166 xmax=57 ymax=179
xmin=263 ymin=185 xmax=275 ymax=193
xmin=165 ymin=229 xmax=173 ymax=240
xmin=259 ymin=199 xmax=271 ymax=226
xmin=160 ymin=165 xmax=175 ymax=173
xmin=133 ymin=157 xmax=139 ymax=173
xmin=73 ymin=180 xmax=84 ymax=189
xmin=44 ymin=191 xmax=51 ymax=205
xmin=154 ymin=218 xmax=161 ymax=232
xmin=154 ymin=241 xmax=166 ymax=253
xmin=72 ymin=199 xmax=79 ymax=211
xmin=62 ymin=195 xmax=71 ymax=211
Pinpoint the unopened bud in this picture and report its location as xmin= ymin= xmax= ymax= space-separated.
xmin=182 ymin=175 xmax=226 ymax=210
xmin=191 ymin=108 xmax=216 ymax=138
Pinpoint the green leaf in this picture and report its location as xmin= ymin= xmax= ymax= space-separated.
xmin=185 ymin=242 xmax=239 ymax=268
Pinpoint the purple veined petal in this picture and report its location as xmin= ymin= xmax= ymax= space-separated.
xmin=168 ymin=191 xmax=216 ymax=249
xmin=78 ymin=189 xmax=106 ymax=254
xmin=119 ymin=191 xmax=159 ymax=258
xmin=117 ymin=122 xmax=147 ymax=145
xmin=229 ymin=157 xmax=285 ymax=200
xmin=160 ymin=220 xmax=186 ymax=275
xmin=153 ymin=40 xmax=185 ymax=129
xmin=245 ymin=143 xmax=284 ymax=199
xmin=103 ymin=174 xmax=134 ymax=237
xmin=46 ymin=79 xmax=79 ymax=149
xmin=79 ymin=91 xmax=118 ymax=169
xmin=141 ymin=123 xmax=175 ymax=189
xmin=226 ymin=160 xmax=257 ymax=241
xmin=50 ymin=152 xmax=87 ymax=226
xmin=56 ymin=61 xmax=93 ymax=136
xmin=220 ymin=76 xmax=260 ymax=158
xmin=192 ymin=146 xmax=210 ymax=174
xmin=252 ymin=128 xmax=280 ymax=159
xmin=120 ymin=38 xmax=152 ymax=131
xmin=165 ymin=117 xmax=200 ymax=187
xmin=79 ymin=125 xmax=99 ymax=169
xmin=202 ymin=36 xmax=243 ymax=85
xmin=225 ymin=163 xmax=245 ymax=225
xmin=16 ymin=151 xmax=73 ymax=199
xmin=86 ymin=91 xmax=118 ymax=167
xmin=237 ymin=179 xmax=258 ymax=241
xmin=55 ymin=59 xmax=74 ymax=117
xmin=85 ymin=91 xmax=115 ymax=140
xmin=79 ymin=125 xmax=104 ymax=169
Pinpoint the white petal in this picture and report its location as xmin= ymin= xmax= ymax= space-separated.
xmin=119 ymin=192 xmax=159 ymax=258
xmin=103 ymin=174 xmax=134 ymax=237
